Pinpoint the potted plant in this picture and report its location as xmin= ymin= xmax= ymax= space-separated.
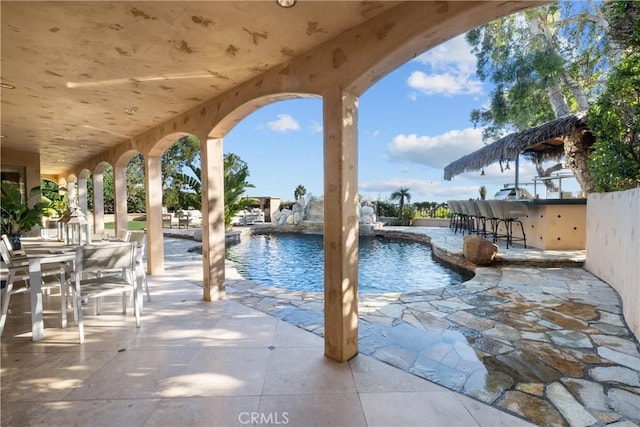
xmin=0 ymin=181 xmax=49 ymax=249
xmin=42 ymin=186 xmax=68 ymax=236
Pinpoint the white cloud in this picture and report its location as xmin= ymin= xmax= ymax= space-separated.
xmin=409 ymin=34 xmax=481 ymax=97
xmin=386 ymin=127 xmax=485 ymax=169
xmin=309 ymin=121 xmax=323 ymax=133
xmin=407 ymin=71 xmax=482 ymax=96
xmin=415 ymin=35 xmax=477 ymax=71
xmin=267 ymin=114 xmax=300 ymax=132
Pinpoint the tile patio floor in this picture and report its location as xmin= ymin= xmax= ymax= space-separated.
xmin=1 ymin=227 xmax=639 ymax=426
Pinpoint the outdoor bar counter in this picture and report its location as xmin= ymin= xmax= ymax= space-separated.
xmin=517 ymin=198 xmax=586 ymax=250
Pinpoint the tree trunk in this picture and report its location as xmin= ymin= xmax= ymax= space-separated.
xmin=562 ymin=74 xmax=589 ymax=111
xmin=533 ymin=12 xmax=580 ymax=116
xmin=548 ymin=82 xmax=571 ymax=118
xmin=564 ymin=130 xmax=595 ymax=195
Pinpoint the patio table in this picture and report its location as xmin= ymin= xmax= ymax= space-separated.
xmin=21 ymin=239 xmax=145 ymax=341
xmin=21 ymin=240 xmax=77 ymax=341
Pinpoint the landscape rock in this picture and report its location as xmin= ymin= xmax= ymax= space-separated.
xmin=463 ymin=235 xmax=498 ymax=266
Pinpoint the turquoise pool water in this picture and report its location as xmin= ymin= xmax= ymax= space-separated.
xmin=225 ymin=233 xmax=470 ymax=293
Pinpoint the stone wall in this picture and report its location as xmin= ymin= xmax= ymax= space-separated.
xmin=585 ymin=188 xmax=640 ymax=339
xmin=412 ymin=218 xmax=450 ymax=227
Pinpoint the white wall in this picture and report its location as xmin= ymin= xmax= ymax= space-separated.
xmin=585 ymin=188 xmax=640 ymax=339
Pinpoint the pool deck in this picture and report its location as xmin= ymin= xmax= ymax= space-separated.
xmin=2 ymin=226 xmax=639 ymax=426
xmin=226 ymin=226 xmax=639 ymax=427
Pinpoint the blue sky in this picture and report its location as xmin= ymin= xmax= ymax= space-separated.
xmin=222 ymin=35 xmax=580 ymax=204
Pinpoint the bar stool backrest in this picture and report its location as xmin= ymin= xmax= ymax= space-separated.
xmin=467 ymin=200 xmax=482 ymax=217
xmin=457 ymin=200 xmax=471 ymax=216
xmin=501 ymin=202 xmax=529 ymax=219
xmin=447 ymin=200 xmax=460 ymax=216
xmin=488 ymin=200 xmax=506 ymax=220
xmin=476 ymin=200 xmax=494 ymax=219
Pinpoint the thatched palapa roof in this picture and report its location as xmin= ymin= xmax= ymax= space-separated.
xmin=443 ymin=113 xmax=589 ymax=180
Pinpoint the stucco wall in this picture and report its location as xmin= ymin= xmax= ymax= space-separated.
xmin=1 ymin=148 xmax=41 ymax=195
xmin=585 ymin=188 xmax=640 ymax=339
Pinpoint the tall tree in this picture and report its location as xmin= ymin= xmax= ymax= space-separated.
xmin=126 ymin=154 xmax=146 ymax=213
xmin=466 ymin=2 xmax=614 ymax=193
xmin=390 ymin=187 xmax=411 ymax=222
xmin=161 ymin=135 xmax=201 ymax=189
xmin=294 ymin=185 xmax=307 ymax=201
xmin=100 ymin=165 xmax=115 ymax=214
xmin=587 ymin=0 xmax=640 ymax=191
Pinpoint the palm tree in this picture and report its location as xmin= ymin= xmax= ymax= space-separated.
xmin=390 ymin=187 xmax=411 ymax=222
xmin=172 ymin=153 xmax=255 ymax=228
xmin=223 ymin=154 xmax=255 ymax=227
xmin=294 ymin=185 xmax=307 ymax=201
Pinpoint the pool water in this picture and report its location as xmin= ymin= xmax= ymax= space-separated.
xmin=225 ymin=233 xmax=471 ymax=293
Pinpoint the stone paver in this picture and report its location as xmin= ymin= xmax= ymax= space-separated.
xmin=165 ymin=227 xmax=640 ymax=427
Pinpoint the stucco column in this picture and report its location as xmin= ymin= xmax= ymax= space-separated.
xmin=67 ymin=179 xmax=77 ymax=208
xmin=201 ymin=137 xmax=225 ymax=301
xmin=145 ymin=156 xmax=164 ymax=274
xmin=323 ymin=89 xmax=359 ymax=362
xmin=92 ymin=171 xmax=105 ymax=238
xmin=113 ymin=164 xmax=128 ymax=235
xmin=77 ymin=176 xmax=88 ymax=215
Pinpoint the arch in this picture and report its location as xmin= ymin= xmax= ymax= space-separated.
xmin=208 ymin=93 xmax=319 ymax=139
xmin=94 ymin=161 xmax=111 ymax=176
xmin=148 ymin=132 xmax=195 ymax=158
xmin=115 ymin=149 xmax=141 ymax=168
xmin=78 ymin=169 xmax=91 ymax=180
xmin=322 ymin=1 xmax=542 ymax=96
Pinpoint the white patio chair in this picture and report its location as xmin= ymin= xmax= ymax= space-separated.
xmin=1 ymin=234 xmax=26 ymax=258
xmin=71 ymin=242 xmax=140 ymax=343
xmin=114 ymin=229 xmax=131 ymax=242
xmin=128 ymin=231 xmax=150 ymax=302
xmin=0 ymin=236 xmax=69 ymax=336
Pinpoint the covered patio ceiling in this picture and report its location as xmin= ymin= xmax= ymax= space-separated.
xmin=0 ymin=1 xmax=544 ymax=179
xmin=1 ymin=1 xmax=401 ymax=176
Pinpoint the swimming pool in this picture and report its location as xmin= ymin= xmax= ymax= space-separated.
xmin=225 ymin=233 xmax=471 ymax=293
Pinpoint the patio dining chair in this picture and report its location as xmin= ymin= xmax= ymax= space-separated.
xmin=128 ymin=231 xmax=150 ymax=302
xmin=0 ymin=236 xmax=70 ymax=336
xmin=71 ymin=241 xmax=140 ymax=343
xmin=114 ymin=229 xmax=131 ymax=242
xmin=1 ymin=234 xmax=26 ymax=258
